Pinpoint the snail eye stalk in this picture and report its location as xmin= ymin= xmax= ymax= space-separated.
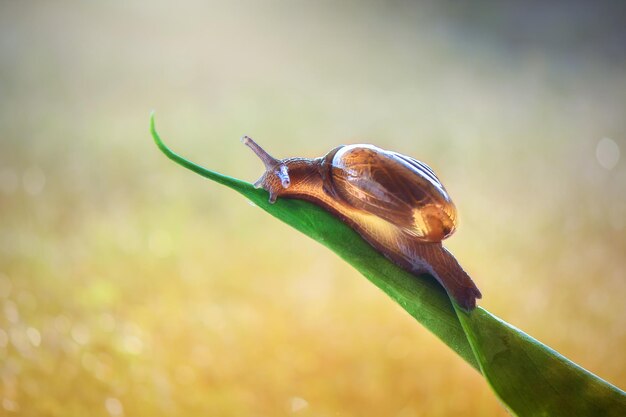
xmin=242 ymin=135 xmax=280 ymax=170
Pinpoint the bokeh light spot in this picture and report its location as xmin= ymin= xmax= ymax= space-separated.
xmin=4 ymin=300 xmax=19 ymax=323
xmin=596 ymin=137 xmax=620 ymax=170
xmin=71 ymin=324 xmax=90 ymax=345
xmin=105 ymin=397 xmax=124 ymax=417
xmin=26 ymin=327 xmax=41 ymax=347
xmin=2 ymin=399 xmax=19 ymax=412
xmin=120 ymin=334 xmax=143 ymax=355
xmin=289 ymin=397 xmax=309 ymax=413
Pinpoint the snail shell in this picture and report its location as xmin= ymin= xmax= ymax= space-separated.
xmin=243 ymin=137 xmax=481 ymax=311
xmin=322 ymin=144 xmax=457 ymax=243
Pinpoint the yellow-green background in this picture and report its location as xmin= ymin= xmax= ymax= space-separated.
xmin=1 ymin=2 xmax=625 ymax=416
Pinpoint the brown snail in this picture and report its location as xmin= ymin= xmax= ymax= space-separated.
xmin=243 ymin=137 xmax=482 ymax=311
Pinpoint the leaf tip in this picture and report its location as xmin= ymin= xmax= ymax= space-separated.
xmin=149 ymin=111 xmax=175 ymax=159
xmin=150 ymin=110 xmax=160 ymax=145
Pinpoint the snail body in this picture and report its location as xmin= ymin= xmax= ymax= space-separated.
xmin=243 ymin=137 xmax=481 ymax=311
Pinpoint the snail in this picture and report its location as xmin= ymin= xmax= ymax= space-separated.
xmin=242 ymin=137 xmax=481 ymax=311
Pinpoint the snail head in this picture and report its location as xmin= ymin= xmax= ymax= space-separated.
xmin=242 ymin=135 xmax=290 ymax=203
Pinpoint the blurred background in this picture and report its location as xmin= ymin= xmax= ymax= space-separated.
xmin=1 ymin=1 xmax=625 ymax=416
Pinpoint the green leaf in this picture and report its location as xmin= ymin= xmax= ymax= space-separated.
xmin=150 ymin=113 xmax=626 ymax=416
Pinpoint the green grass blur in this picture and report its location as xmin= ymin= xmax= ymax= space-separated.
xmin=1 ymin=2 xmax=625 ymax=416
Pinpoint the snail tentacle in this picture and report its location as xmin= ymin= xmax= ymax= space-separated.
xmin=242 ymin=135 xmax=280 ymax=169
